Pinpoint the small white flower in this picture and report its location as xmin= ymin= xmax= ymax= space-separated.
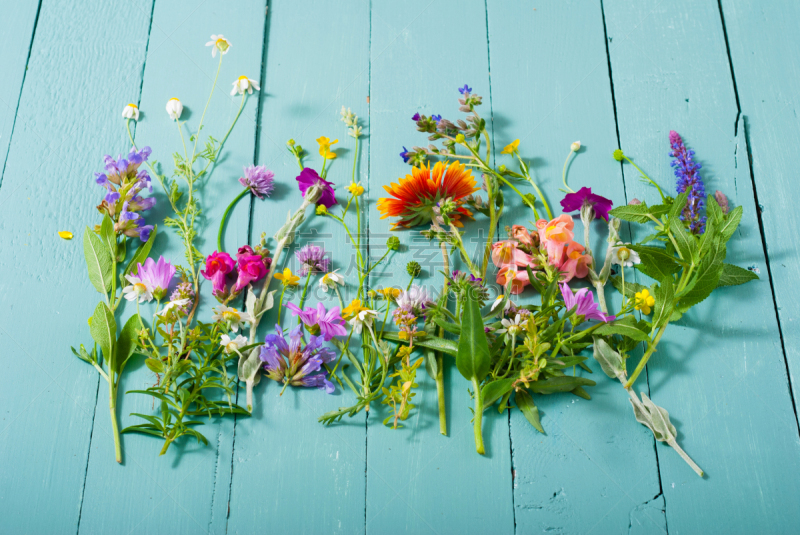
xmin=348 ymin=125 xmax=363 ymax=138
xmin=319 ymin=269 xmax=345 ymax=292
xmin=205 ymin=34 xmax=231 ymax=57
xmin=156 ymin=298 xmax=191 ymax=318
xmin=212 ymin=306 xmax=254 ymax=333
xmin=122 ymin=274 xmax=153 ymax=303
xmin=497 ymin=314 xmax=527 ymax=338
xmin=610 ymin=243 xmax=641 ymax=268
xmin=348 ymin=309 xmax=377 ymax=335
xmin=491 ymin=294 xmax=513 ymax=313
xmin=230 ymin=75 xmax=260 ymax=96
xmin=166 ymin=98 xmax=183 ymax=120
xmin=122 ymin=103 xmax=139 ymax=121
xmin=220 ymin=334 xmax=248 ymax=355
xmin=571 ymin=140 xmax=581 ymax=152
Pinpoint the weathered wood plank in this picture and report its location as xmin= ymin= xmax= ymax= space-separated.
xmin=720 ymin=0 xmax=800 ymax=423
xmin=0 ymin=0 xmax=40 ymax=185
xmin=0 ymin=0 xmax=153 ymax=532
xmin=605 ymin=0 xmax=800 ymax=532
xmin=76 ymin=2 xmax=266 ymax=534
xmin=365 ymin=1 xmax=514 ymax=533
xmin=486 ymin=1 xmax=665 ymax=533
xmin=225 ymin=1 xmax=370 ymax=533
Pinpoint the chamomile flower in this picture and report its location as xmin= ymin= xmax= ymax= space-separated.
xmin=206 ymin=34 xmax=231 ymax=57
xmin=122 ymin=274 xmax=153 ymax=303
xmin=497 ymin=314 xmax=527 ymax=339
xmin=122 ymin=103 xmax=139 ymax=121
xmin=166 ymin=98 xmax=183 ymax=120
xmin=230 ymin=75 xmax=260 ymax=96
xmin=156 ymin=298 xmax=191 ymax=320
xmin=220 ymin=334 xmax=248 ymax=355
xmin=610 ymin=243 xmax=641 ymax=267
xmin=212 ymin=306 xmax=254 ymax=333
xmin=491 ymin=294 xmax=513 ymax=313
xmin=319 ymin=269 xmax=345 ymax=292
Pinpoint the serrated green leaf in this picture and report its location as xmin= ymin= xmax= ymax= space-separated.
xmin=718 ymin=205 xmax=743 ymax=243
xmin=609 ymin=275 xmax=648 ymax=299
xmin=89 ymin=302 xmax=116 ymax=366
xmin=652 ymin=277 xmax=674 ymax=328
xmin=594 ymin=316 xmax=650 ymax=342
xmin=669 ymin=192 xmax=689 ymax=219
xmin=83 ymin=228 xmax=113 ymax=294
xmin=717 ymin=263 xmax=759 ymax=287
xmin=677 ymin=240 xmax=726 ymax=312
xmin=608 ymin=204 xmax=654 ymax=224
xmin=630 ymin=245 xmax=682 ymax=281
xmin=516 ymin=389 xmax=545 ymax=434
xmin=706 ymin=194 xmax=724 ymax=225
xmin=668 ymin=218 xmax=696 ymax=263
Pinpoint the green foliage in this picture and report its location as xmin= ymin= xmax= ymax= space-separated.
xmin=455 ymin=291 xmax=491 ymax=382
xmin=83 ymin=228 xmax=113 ymax=294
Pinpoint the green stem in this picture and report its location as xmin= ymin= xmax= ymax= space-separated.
xmin=199 ymin=92 xmax=248 ymax=178
xmin=191 ymin=53 xmax=223 ymax=164
xmin=625 ymin=322 xmax=669 ymax=388
xmin=562 ymin=150 xmax=576 ymax=193
xmin=624 ymin=155 xmax=665 ymax=200
xmin=218 ymin=188 xmax=249 ymax=252
xmin=472 ymin=377 xmax=485 ymax=455
xmin=435 ymin=357 xmax=446 ymax=435
xmin=298 ymin=271 xmax=313 ymax=310
xmin=109 ymin=379 xmax=122 ymax=464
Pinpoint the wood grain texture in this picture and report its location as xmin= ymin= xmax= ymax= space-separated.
xmin=486 ymin=1 xmax=665 ymax=533
xmin=605 ymin=0 xmax=800 ymax=532
xmin=77 ymin=2 xmax=266 ymax=534
xmin=720 ymin=0 xmax=800 ymax=423
xmin=0 ymin=0 xmax=153 ymax=532
xmin=225 ymin=1 xmax=370 ymax=533
xmin=366 ymin=1 xmax=514 ymax=533
xmin=0 ymin=0 xmax=40 ymax=184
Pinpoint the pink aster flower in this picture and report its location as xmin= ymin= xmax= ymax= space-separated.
xmin=296 ymin=168 xmax=337 ymax=208
xmin=560 ymin=187 xmax=614 ymax=222
xmin=239 ymin=165 xmax=275 ymax=199
xmin=135 ymin=256 xmax=175 ymax=300
xmin=201 ymin=251 xmax=236 ymax=299
xmin=285 ymin=302 xmax=347 ymax=341
xmin=560 ymin=283 xmax=614 ymax=323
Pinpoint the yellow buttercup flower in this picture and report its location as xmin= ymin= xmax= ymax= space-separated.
xmin=634 ymin=289 xmax=655 ymax=315
xmin=342 ymin=299 xmax=368 ymax=320
xmin=347 ymin=182 xmax=364 ymax=196
xmin=317 ymin=136 xmax=338 ymax=159
xmin=501 ymin=139 xmax=520 ymax=155
xmin=376 ymin=287 xmax=401 ymax=300
xmin=274 ymin=267 xmax=300 ymax=286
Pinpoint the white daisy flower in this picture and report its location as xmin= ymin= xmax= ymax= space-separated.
xmin=610 ymin=243 xmax=641 ymax=268
xmin=496 ymin=314 xmax=527 ymax=338
xmin=166 ymin=98 xmax=183 ymax=120
xmin=230 ymin=75 xmax=260 ymax=96
xmin=122 ymin=103 xmax=139 ymax=121
xmin=319 ymin=269 xmax=345 ymax=292
xmin=205 ymin=34 xmax=231 ymax=57
xmin=156 ymin=298 xmax=191 ymax=319
xmin=212 ymin=306 xmax=254 ymax=333
xmin=348 ymin=309 xmax=378 ymax=335
xmin=220 ymin=334 xmax=248 ymax=355
xmin=122 ymin=274 xmax=153 ymax=303
xmin=491 ymin=294 xmax=513 ymax=313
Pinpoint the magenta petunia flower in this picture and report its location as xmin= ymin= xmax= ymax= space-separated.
xmin=560 ymin=187 xmax=614 ymax=222
xmin=201 ymin=251 xmax=236 ymax=299
xmin=296 ymin=168 xmax=337 ymax=208
xmin=285 ymin=302 xmax=347 ymax=341
xmin=560 ymin=283 xmax=615 ymax=323
xmin=136 ymin=256 xmax=176 ymax=300
xmin=239 ymin=165 xmax=275 ymax=199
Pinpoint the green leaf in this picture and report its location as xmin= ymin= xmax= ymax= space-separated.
xmin=482 ymin=378 xmax=515 ymax=412
xmin=455 ymin=291 xmax=491 ymax=382
xmin=594 ymin=316 xmax=651 ymax=342
xmin=718 ymin=205 xmax=743 ymax=243
xmin=608 ymin=204 xmax=655 ymax=224
xmin=717 ymin=263 xmax=759 ymax=287
xmin=668 ymin=218 xmax=696 ymax=263
xmin=516 ymin=390 xmax=545 ymax=434
xmin=609 ymin=275 xmax=648 ymax=300
xmin=677 ymin=240 xmax=726 ymax=311
xmin=432 ymin=316 xmax=461 ymax=335
xmin=99 ymin=215 xmax=117 ymax=260
xmin=124 ymin=225 xmax=157 ymax=277
xmin=83 ymin=228 xmax=113 ymax=294
xmin=652 ymin=277 xmax=674 ymax=328
xmin=571 ymin=386 xmax=591 ymax=400
xmin=382 ymin=331 xmax=458 ymax=356
xmin=528 ymin=376 xmax=596 ymax=394
xmin=145 ymin=358 xmax=165 ymax=374
xmin=89 ymin=302 xmax=116 ymax=366
xmin=422 ymin=323 xmax=440 ymax=382
xmin=695 ymin=213 xmax=718 ymax=262
xmin=630 ymin=245 xmax=682 ymax=281
xmin=669 ymin=192 xmax=689 ymax=219
xmin=113 ymin=314 xmax=141 ymax=373
xmin=706 ymin=194 xmax=724 ymax=226
xmin=592 ymin=336 xmax=625 ymax=380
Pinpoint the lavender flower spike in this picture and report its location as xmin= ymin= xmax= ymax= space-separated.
xmin=669 ymin=130 xmax=706 ymax=234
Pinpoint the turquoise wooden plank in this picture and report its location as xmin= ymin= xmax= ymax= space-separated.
xmin=486 ymin=2 xmax=664 ymax=533
xmin=605 ymin=0 xmax=800 ymax=532
xmin=0 ymin=0 xmax=40 ymax=183
xmin=720 ymin=0 xmax=800 ymax=422
xmin=76 ymin=2 xmax=266 ymax=534
xmin=0 ymin=0 xmax=153 ymax=532
xmin=366 ymin=1 xmax=514 ymax=533
xmin=225 ymin=1 xmax=370 ymax=533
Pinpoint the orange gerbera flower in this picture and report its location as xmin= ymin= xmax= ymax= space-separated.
xmin=377 ymin=161 xmax=479 ymax=229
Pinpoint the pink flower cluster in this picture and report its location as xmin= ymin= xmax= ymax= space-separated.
xmin=202 ymin=245 xmax=272 ymax=302
xmin=491 ymin=214 xmax=592 ymax=294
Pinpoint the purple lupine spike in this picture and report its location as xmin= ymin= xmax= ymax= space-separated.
xmin=669 ymin=131 xmax=706 ymax=234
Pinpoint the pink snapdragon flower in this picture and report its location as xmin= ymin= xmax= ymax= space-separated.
xmin=537 ymin=214 xmax=574 ymax=263
xmin=234 ymin=253 xmax=268 ymax=293
xmin=201 ymin=251 xmax=236 ymax=299
xmin=491 ymin=240 xmax=533 ymax=268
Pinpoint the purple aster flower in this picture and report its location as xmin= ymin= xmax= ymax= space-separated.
xmin=296 ymin=168 xmax=337 ymax=209
xmin=239 ymin=165 xmax=275 ymax=199
xmin=459 ymin=84 xmax=472 ymax=95
xmin=412 ymin=113 xmax=421 ymax=121
xmin=560 ymin=283 xmax=615 ymax=323
xmin=431 ymin=114 xmax=442 ymax=122
xmin=560 ymin=187 xmax=614 ymax=222
xmin=400 ymin=146 xmax=411 ymax=163
xmin=396 ymin=285 xmax=433 ymax=317
xmin=669 ymin=130 xmax=706 ymax=234
xmin=295 ymin=244 xmax=330 ymax=275
xmin=259 ymin=325 xmax=336 ymax=394
xmin=136 ymin=256 xmax=176 ymax=300
xmin=285 ymin=302 xmax=347 ymax=341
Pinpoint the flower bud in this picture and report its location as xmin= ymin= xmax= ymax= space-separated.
xmin=315 ymin=204 xmax=328 ymax=216
xmin=498 ymin=164 xmax=507 ymax=173
xmin=455 ymin=133 xmax=466 ymax=143
xmin=629 ymin=198 xmax=642 ymax=205
xmin=406 ymin=261 xmax=421 ymax=277
xmin=571 ymin=140 xmax=581 ymax=152
xmin=613 ymin=149 xmax=624 ymax=161
xmin=386 ymin=236 xmax=400 ymax=251
xmin=122 ymin=103 xmax=139 ymax=121
xmin=166 ymin=98 xmax=183 ymax=120
xmin=287 ymin=139 xmax=296 ymax=146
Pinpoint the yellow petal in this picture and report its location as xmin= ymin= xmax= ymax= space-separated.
xmin=58 ymin=231 xmax=73 ymax=240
